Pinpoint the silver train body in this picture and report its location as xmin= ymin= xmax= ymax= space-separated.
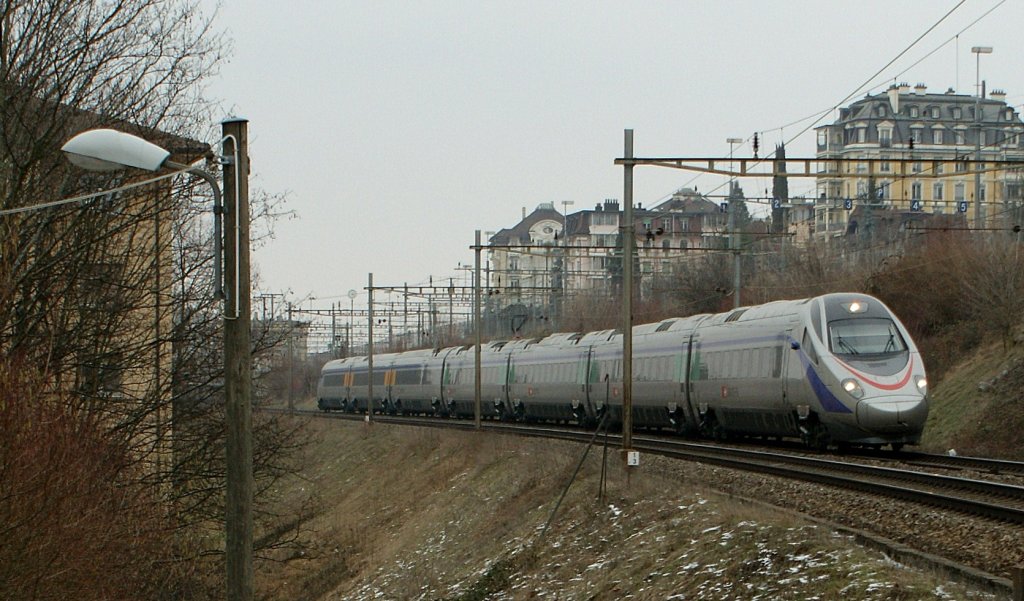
xmin=317 ymin=293 xmax=928 ymax=449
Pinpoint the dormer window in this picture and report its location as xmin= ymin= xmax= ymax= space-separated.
xmin=930 ymin=106 xmax=940 ymax=118
xmin=932 ymin=129 xmax=943 ymax=144
xmin=952 ymin=106 xmax=962 ymax=119
xmin=878 ymin=127 xmax=892 ymax=147
xmin=909 ymin=106 xmax=919 ymax=118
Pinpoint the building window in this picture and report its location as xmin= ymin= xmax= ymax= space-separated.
xmin=954 ymin=182 xmax=965 ymax=202
xmin=912 ymin=161 xmax=922 ymax=173
xmin=910 ymin=129 xmax=923 ymax=144
xmin=911 ymin=182 xmax=922 ymax=200
xmin=979 ymin=184 xmax=986 ymax=201
xmin=930 ymin=106 xmax=940 ymax=118
xmin=952 ymin=106 xmax=962 ymax=119
xmin=856 ymin=128 xmax=866 ymax=143
xmin=955 ymin=160 xmax=967 ymax=173
xmin=933 ymin=182 xmax=944 ymax=201
xmin=932 ymin=129 xmax=943 ymax=144
xmin=955 ymin=130 xmax=966 ymax=145
xmin=878 ymin=128 xmax=892 ymax=147
xmin=934 ymin=159 xmax=944 ymax=175
xmin=909 ymin=106 xmax=919 ymax=118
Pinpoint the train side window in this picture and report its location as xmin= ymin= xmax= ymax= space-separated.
xmin=802 ymin=330 xmax=819 ymax=364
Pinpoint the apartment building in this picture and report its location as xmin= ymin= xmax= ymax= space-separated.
xmin=814 ymin=83 xmax=1024 ymax=236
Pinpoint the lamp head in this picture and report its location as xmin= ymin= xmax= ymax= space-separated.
xmin=62 ymin=128 xmax=171 ymax=172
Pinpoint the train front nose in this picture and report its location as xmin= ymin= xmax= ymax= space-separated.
xmin=856 ymin=395 xmax=928 ymax=433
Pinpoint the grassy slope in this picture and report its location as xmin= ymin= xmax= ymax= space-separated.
xmin=921 ymin=340 xmax=1024 ymax=460
xmin=258 ymin=416 xmax=996 ymax=600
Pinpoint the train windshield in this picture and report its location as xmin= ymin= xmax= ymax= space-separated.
xmin=828 ymin=318 xmax=907 ymax=357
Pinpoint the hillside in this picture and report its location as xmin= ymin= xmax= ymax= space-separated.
xmin=257 ymin=414 xmax=999 ymax=600
xmin=920 ymin=340 xmax=1024 ymax=460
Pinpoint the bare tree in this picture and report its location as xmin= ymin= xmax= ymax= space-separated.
xmin=0 ymin=2 xmax=304 ymax=598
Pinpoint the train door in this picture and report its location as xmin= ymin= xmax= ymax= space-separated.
xmin=574 ymin=348 xmax=597 ymax=425
xmin=676 ymin=336 xmax=700 ymax=435
xmin=499 ymin=354 xmax=512 ymax=419
xmin=684 ymin=333 xmax=707 ymax=431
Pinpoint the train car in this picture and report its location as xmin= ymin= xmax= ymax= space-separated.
xmin=317 ymin=356 xmax=355 ymax=411
xmin=316 ymin=293 xmax=927 ymax=450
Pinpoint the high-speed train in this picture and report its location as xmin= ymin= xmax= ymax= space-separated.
xmin=317 ymin=293 xmax=928 ymax=450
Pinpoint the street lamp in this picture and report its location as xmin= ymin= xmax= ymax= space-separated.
xmin=971 ymin=46 xmax=992 ymax=229
xmin=62 ymin=120 xmax=255 ymax=601
xmin=726 ymin=137 xmax=744 ymax=308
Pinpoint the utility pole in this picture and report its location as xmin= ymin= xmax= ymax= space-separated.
xmin=474 ymin=230 xmax=482 ymax=429
xmin=367 ymin=273 xmax=374 ymax=421
xmin=330 ymin=302 xmax=337 ymax=357
xmin=287 ymin=301 xmax=294 ymax=411
xmin=222 ymin=117 xmax=254 ymax=601
xmin=727 ymin=137 xmax=743 ymax=308
xmin=972 ymin=45 xmax=992 ymax=229
xmin=621 ymin=129 xmax=634 ymax=459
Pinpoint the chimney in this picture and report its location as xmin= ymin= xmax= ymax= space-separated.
xmin=914 ymin=83 xmax=927 ymax=96
xmin=603 ymin=198 xmax=620 ymax=212
xmin=595 ymin=203 xmax=602 ymax=211
xmin=887 ymin=84 xmax=900 ymax=113
xmin=522 ymin=207 xmax=526 ymax=220
xmin=899 ymin=82 xmax=911 ymax=95
xmin=991 ymin=89 xmax=1007 ymax=103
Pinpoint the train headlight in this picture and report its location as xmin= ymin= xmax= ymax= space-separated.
xmin=841 ymin=378 xmax=864 ymax=399
xmin=915 ymin=375 xmax=928 ymax=395
xmin=844 ymin=300 xmax=869 ymax=313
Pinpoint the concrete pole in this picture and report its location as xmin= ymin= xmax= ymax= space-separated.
xmin=367 ymin=272 xmax=374 ymax=421
xmin=622 ymin=129 xmax=634 ymax=455
xmin=474 ymin=230 xmax=482 ymax=429
xmin=222 ymin=117 xmax=254 ymax=601
xmin=727 ymin=137 xmax=743 ymax=308
xmin=287 ymin=301 xmax=294 ymax=411
xmin=972 ymin=46 xmax=992 ymax=228
xmin=331 ymin=302 xmax=337 ymax=357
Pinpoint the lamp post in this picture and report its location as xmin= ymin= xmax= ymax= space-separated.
xmin=726 ymin=137 xmax=743 ymax=308
xmin=62 ymin=119 xmax=255 ymax=601
xmin=972 ymin=45 xmax=992 ymax=229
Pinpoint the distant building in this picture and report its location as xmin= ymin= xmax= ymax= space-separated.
xmin=486 ymin=191 xmax=734 ymax=328
xmin=814 ymin=82 xmax=1024 ymax=236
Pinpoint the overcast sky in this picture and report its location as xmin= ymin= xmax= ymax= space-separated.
xmin=200 ymin=0 xmax=1021 ymax=313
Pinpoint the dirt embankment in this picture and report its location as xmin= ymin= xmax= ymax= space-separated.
xmin=257 ymin=417 xmax=999 ymax=600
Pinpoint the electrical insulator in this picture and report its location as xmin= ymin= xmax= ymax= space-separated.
xmin=753 ymin=133 xmax=759 ymax=158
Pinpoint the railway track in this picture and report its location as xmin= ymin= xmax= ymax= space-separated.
xmin=278 ymin=407 xmax=1024 ymax=594
xmin=285 ymin=408 xmax=1024 ymax=526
